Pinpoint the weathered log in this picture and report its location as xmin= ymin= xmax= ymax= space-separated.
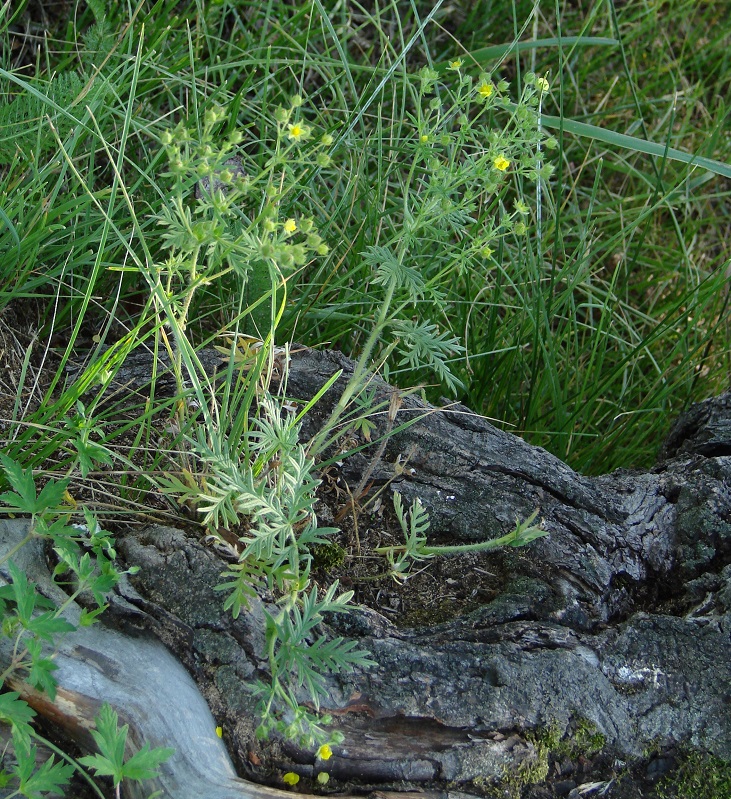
xmin=111 ymin=350 xmax=731 ymax=783
xmin=3 ymin=347 xmax=731 ymax=797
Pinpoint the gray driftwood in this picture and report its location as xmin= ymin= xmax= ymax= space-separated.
xmin=4 ymin=346 xmax=731 ymax=797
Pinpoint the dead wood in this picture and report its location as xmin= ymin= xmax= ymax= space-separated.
xmin=3 ymin=347 xmax=731 ymax=797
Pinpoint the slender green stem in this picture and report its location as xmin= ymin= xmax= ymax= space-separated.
xmin=309 ymin=276 xmax=397 ymax=456
xmin=31 ymin=730 xmax=107 ymax=799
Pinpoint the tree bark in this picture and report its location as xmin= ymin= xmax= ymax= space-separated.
xmin=3 ymin=347 xmax=731 ymax=797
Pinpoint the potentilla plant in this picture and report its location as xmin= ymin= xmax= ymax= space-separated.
xmin=152 ymin=101 xmax=376 ymax=749
xmin=331 ymin=66 xmax=556 ymax=396
xmin=147 ymin=98 xmax=332 ymax=411
xmin=153 ymin=77 xmax=552 ymax=752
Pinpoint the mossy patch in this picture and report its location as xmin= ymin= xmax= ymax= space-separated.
xmin=657 ymin=750 xmax=731 ymax=799
xmin=311 ymin=542 xmax=346 ymax=573
xmin=488 ymin=719 xmax=607 ymax=798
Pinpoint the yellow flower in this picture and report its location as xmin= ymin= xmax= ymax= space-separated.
xmin=477 ymin=81 xmax=494 ymax=98
xmin=283 ymin=772 xmax=300 ymax=786
xmin=448 ymin=58 xmax=463 ymax=70
xmin=317 ymin=772 xmax=330 ymax=785
xmin=317 ymin=744 xmax=333 ymax=760
xmin=420 ymin=134 xmax=429 ymax=143
xmin=493 ymin=155 xmax=510 ymax=171
xmin=215 ymin=726 xmax=223 ymax=738
xmin=287 ymin=123 xmax=310 ymax=142
xmin=536 ymin=76 xmax=550 ymax=92
xmin=283 ymin=218 xmax=297 ymax=234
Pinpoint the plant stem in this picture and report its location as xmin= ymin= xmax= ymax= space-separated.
xmin=308 ymin=276 xmax=397 ymax=456
xmin=30 ymin=731 xmax=107 ymax=799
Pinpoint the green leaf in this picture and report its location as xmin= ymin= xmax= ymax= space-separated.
xmin=8 ymin=562 xmax=37 ymax=626
xmin=364 ymin=245 xmax=426 ymax=301
xmin=0 ymin=693 xmax=35 ymax=753
xmin=0 ymin=455 xmax=70 ymax=516
xmin=79 ymin=605 xmax=108 ymax=626
xmin=79 ymin=704 xmax=127 ymax=785
xmin=85 ymin=0 xmax=106 ymax=24
xmin=26 ymin=655 xmax=60 ymax=700
xmin=34 ymin=479 xmax=71 ymax=514
xmin=391 ymin=319 xmax=465 ymax=393
xmin=79 ymin=703 xmax=174 ymax=788
xmin=74 ymin=438 xmax=114 ymax=479
xmin=25 ymin=611 xmax=76 ymax=642
xmin=116 ymin=744 xmax=175 ymax=783
xmin=456 ymin=36 xmax=620 ymax=68
xmin=13 ymin=744 xmax=74 ymax=799
xmin=0 ymin=453 xmax=37 ymax=510
xmin=78 ymin=752 xmax=122 ymax=781
xmin=529 ymin=107 xmax=731 ymax=180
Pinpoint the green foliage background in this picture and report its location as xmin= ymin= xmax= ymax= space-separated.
xmin=1 ymin=0 xmax=729 ymax=475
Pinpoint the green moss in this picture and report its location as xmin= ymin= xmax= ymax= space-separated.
xmin=491 ymin=719 xmax=607 ymax=799
xmin=556 ymin=718 xmax=606 ymax=760
xmin=311 ymin=542 xmax=346 ymax=573
xmin=658 ymin=750 xmax=731 ymax=799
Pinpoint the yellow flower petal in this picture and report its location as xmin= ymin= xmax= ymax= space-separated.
xmin=215 ymin=726 xmax=223 ymax=738
xmin=283 ymin=218 xmax=297 ymax=234
xmin=283 ymin=772 xmax=300 ymax=786
xmin=287 ymin=123 xmax=310 ymax=142
xmin=493 ymin=155 xmax=510 ymax=171
xmin=477 ymin=82 xmax=494 ymax=98
xmin=316 ymin=744 xmax=333 ymax=760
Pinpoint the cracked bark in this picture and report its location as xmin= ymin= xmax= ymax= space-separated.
xmin=3 ymin=347 xmax=731 ymax=798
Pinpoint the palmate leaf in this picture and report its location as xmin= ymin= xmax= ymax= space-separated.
xmin=25 ymin=610 xmax=75 ymax=642
xmin=0 ymin=453 xmax=36 ymax=509
xmin=0 ymin=454 xmax=70 ymax=515
xmin=79 ymin=704 xmax=173 ymax=787
xmin=114 ymin=743 xmax=175 ymax=783
xmin=25 ymin=639 xmax=60 ymax=700
xmin=0 ymin=693 xmax=35 ymax=754
xmin=13 ymin=745 xmax=74 ymax=799
xmin=6 ymin=562 xmax=32 ymax=626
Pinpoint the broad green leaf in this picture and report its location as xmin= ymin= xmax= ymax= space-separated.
xmin=78 ymin=752 xmax=122 ymax=782
xmin=26 ymin=612 xmax=75 ymax=642
xmin=34 ymin=478 xmax=71 ymax=515
xmin=117 ymin=744 xmax=174 ymax=783
xmin=0 ymin=453 xmax=37 ymax=510
xmin=0 ymin=693 xmax=35 ymax=753
xmin=79 ymin=704 xmax=173 ymax=787
xmin=8 ymin=562 xmax=36 ymax=626
xmin=13 ymin=745 xmax=74 ymax=799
